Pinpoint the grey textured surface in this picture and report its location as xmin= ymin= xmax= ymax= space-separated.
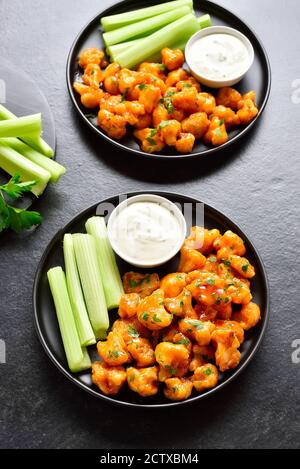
xmin=0 ymin=0 xmax=299 ymax=450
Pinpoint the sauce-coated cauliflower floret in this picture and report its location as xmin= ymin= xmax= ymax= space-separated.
xmin=179 ymin=318 xmax=215 ymax=346
xmin=137 ymin=62 xmax=166 ymax=80
xmin=212 ymin=105 xmax=240 ymax=128
xmin=137 ymin=289 xmax=173 ymax=331
xmin=233 ymin=302 xmax=261 ymax=330
xmin=185 ymin=227 xmax=220 ymax=254
xmin=97 ymin=332 xmax=131 ymax=366
xmin=133 ymin=128 xmax=165 ymax=153
xmin=178 ymin=245 xmax=206 ymax=273
xmin=118 ymin=293 xmax=140 ymax=319
xmin=191 ymin=364 xmax=219 ymax=392
xmin=73 ymin=82 xmax=103 ymax=109
xmin=82 ymin=64 xmax=103 ymax=89
xmin=92 ymin=362 xmax=127 ymax=395
xmin=214 ymin=230 xmax=246 ymax=256
xmin=164 ymin=289 xmax=195 ymax=318
xmin=161 ymin=48 xmax=184 ymax=71
xmin=127 ymin=337 xmax=156 ymax=367
xmin=216 ymin=86 xmax=242 ymax=110
xmin=123 ymin=272 xmax=160 ymax=298
xmin=97 ymin=109 xmax=127 ymax=140
xmin=112 ymin=317 xmax=152 ymax=344
xmin=127 ymin=366 xmax=158 ymax=397
xmin=160 ymin=273 xmax=187 ymax=298
xmin=158 ymin=119 xmax=181 ymax=146
xmin=164 ymin=377 xmax=193 ymax=401
xmin=175 ymin=133 xmax=195 ymax=153
xmin=189 ymin=345 xmax=215 ymax=372
xmin=181 ymin=112 xmax=210 ymax=139
xmin=155 ymin=342 xmax=190 ymax=377
xmin=79 ymin=48 xmax=104 ymax=68
xmin=211 ymin=329 xmax=241 ymax=372
xmin=203 ymin=116 xmax=228 ymax=146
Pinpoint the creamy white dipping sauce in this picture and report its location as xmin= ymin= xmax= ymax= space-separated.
xmin=188 ymin=33 xmax=250 ymax=80
xmin=110 ymin=201 xmax=183 ymax=263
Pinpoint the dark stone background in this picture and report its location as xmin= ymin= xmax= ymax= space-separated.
xmin=0 ymin=0 xmax=299 ymax=449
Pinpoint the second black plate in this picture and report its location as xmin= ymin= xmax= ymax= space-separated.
xmin=33 ymin=192 xmax=269 ymax=408
xmin=67 ymin=0 xmax=271 ymax=160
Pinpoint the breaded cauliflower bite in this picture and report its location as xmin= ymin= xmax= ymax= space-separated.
xmin=127 ymin=366 xmax=158 ymax=397
xmin=164 ymin=377 xmax=193 ymax=401
xmin=92 ymin=362 xmax=127 ymax=395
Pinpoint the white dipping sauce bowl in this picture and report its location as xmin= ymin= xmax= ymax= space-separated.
xmin=107 ymin=194 xmax=187 ymax=268
xmin=185 ymin=26 xmax=254 ymax=88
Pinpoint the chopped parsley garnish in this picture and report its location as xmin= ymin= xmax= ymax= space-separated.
xmin=183 ymin=82 xmax=192 ymax=88
xmin=129 ymin=374 xmax=135 ymax=382
xmin=180 ymin=301 xmax=184 ymax=309
xmin=223 ymin=260 xmax=231 ymax=267
xmin=172 ymin=386 xmax=179 ymax=393
xmin=108 ymin=350 xmax=119 ymax=359
xmin=177 ymin=338 xmax=190 ymax=345
xmin=242 ymin=263 xmax=249 ymax=273
xmin=146 ymin=137 xmax=156 ymax=146
xmin=204 ymin=368 xmax=212 ymax=376
xmin=152 ymin=313 xmax=162 ymax=323
xmin=138 ymin=84 xmax=148 ymax=90
xmin=219 ymin=118 xmax=225 ymax=126
xmin=210 ymin=256 xmax=217 ymax=263
xmin=216 ymin=296 xmax=223 ymax=305
xmin=166 ymin=365 xmax=177 ymax=375
xmin=0 ymin=174 xmax=42 ymax=234
xmin=207 ymin=278 xmax=215 ymax=286
xmin=128 ymin=326 xmax=139 ymax=338
xmin=142 ymin=312 xmax=150 ymax=321
xmin=167 ymin=102 xmax=174 ymax=114
xmin=159 ymin=120 xmax=170 ymax=129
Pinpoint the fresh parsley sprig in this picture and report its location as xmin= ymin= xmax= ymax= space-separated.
xmin=0 ymin=173 xmax=42 ymax=233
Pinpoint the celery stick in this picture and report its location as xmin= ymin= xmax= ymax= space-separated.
xmin=115 ymin=13 xmax=199 ymax=69
xmin=0 ymin=138 xmax=65 ymax=183
xmin=63 ymin=234 xmax=96 ymax=347
xmin=101 ymin=0 xmax=193 ymax=31
xmin=197 ymin=13 xmax=212 ymax=29
xmin=0 ymin=105 xmax=54 ymax=158
xmin=73 ymin=234 xmax=109 ymax=340
xmin=0 ymin=142 xmax=50 ymax=196
xmin=85 ymin=217 xmax=124 ymax=310
xmin=47 ymin=267 xmax=85 ymax=373
xmin=79 ymin=348 xmax=92 ymax=371
xmin=103 ymin=6 xmax=191 ymax=47
xmin=107 ymin=14 xmax=212 ymax=59
xmin=0 ymin=113 xmax=41 ymax=138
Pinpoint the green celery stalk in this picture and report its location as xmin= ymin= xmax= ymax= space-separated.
xmin=108 ymin=13 xmax=212 ymax=60
xmin=47 ymin=267 xmax=89 ymax=373
xmin=0 ymin=142 xmax=50 ymax=196
xmin=197 ymin=13 xmax=212 ymax=29
xmin=0 ymin=138 xmax=65 ymax=183
xmin=0 ymin=105 xmax=54 ymax=158
xmin=73 ymin=234 xmax=109 ymax=340
xmin=63 ymin=234 xmax=96 ymax=347
xmin=85 ymin=217 xmax=124 ymax=310
xmin=101 ymin=0 xmax=193 ymax=31
xmin=0 ymin=113 xmax=41 ymax=138
xmin=103 ymin=6 xmax=192 ymax=47
xmin=79 ymin=348 xmax=92 ymax=371
xmin=115 ymin=13 xmax=199 ymax=69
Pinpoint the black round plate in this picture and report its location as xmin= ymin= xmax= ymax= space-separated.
xmin=67 ymin=0 xmax=271 ymax=160
xmin=33 ymin=191 xmax=270 ymax=408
